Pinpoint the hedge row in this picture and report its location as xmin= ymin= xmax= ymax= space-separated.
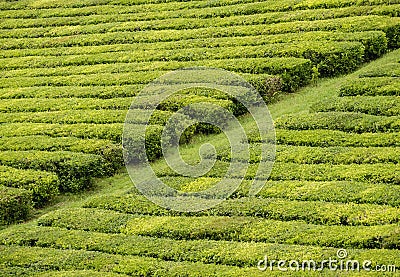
xmin=238 ymin=180 xmax=400 ymax=207
xmin=1 ymin=57 xmax=313 ymax=92
xmin=0 ymin=165 xmax=59 ymax=205
xmin=0 ymin=31 xmax=386 ymax=62
xmin=0 ymin=71 xmax=166 ymax=89
xmin=339 ymin=77 xmax=400 ymax=96
xmin=35 ymin=208 xmax=399 ymax=249
xmin=0 ymin=136 xmax=122 ymax=164
xmin=159 ymin=176 xmax=400 ymax=206
xmin=2 ymin=224 xmax=400 ymax=270
xmin=269 ymin=129 xmax=400 ymax=147
xmin=84 ymin=192 xmax=400 ymax=226
xmin=359 ymin=63 xmax=400 ymax=78
xmin=274 ymin=112 xmax=400 ymax=133
xmin=0 ymin=60 xmax=310 ymax=93
xmin=0 ymin=151 xmax=118 ymax=192
xmin=1 ymin=16 xmax=398 ymax=50
xmin=0 ymin=109 xmax=177 ymax=126
xmin=0 ymin=85 xmax=142 ymax=99
xmin=311 ymin=96 xmax=400 ymax=116
xmin=153 ymin=159 xmax=400 ymax=184
xmin=0 ymin=186 xmax=32 ymax=225
xmin=0 ymin=123 xmax=123 ymax=141
xmin=0 ymin=245 xmax=267 ymax=277
xmin=216 ymin=143 xmax=400 ymax=164
xmin=1 ymin=2 xmax=398 ymax=30
xmin=2 ymin=0 xmax=397 ymax=13
xmin=2 ymin=9 xmax=399 ymax=40
xmin=1 ymin=42 xmax=364 ymax=78
xmin=0 ymin=97 xmax=133 ymax=112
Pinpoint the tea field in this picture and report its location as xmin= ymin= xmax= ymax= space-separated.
xmin=0 ymin=0 xmax=399 ymax=275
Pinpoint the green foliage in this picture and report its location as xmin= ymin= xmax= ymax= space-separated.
xmin=0 ymin=151 xmax=116 ymax=192
xmin=0 ymin=186 xmax=32 ymax=225
xmin=339 ymin=77 xmax=400 ymax=96
xmin=0 ymin=166 xmax=59 ymax=205
xmin=34 ymin=208 xmax=400 ymax=249
xmin=272 ymin=129 xmax=400 ymax=147
xmin=84 ymin=193 xmax=400 ymax=226
xmin=311 ymin=96 xmax=400 ymax=116
xmin=275 ymin=112 xmax=400 ymax=133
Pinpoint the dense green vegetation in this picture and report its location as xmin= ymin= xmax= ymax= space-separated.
xmin=0 ymin=0 xmax=399 ymax=275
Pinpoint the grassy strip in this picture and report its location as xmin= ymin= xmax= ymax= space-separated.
xmin=339 ymin=77 xmax=400 ymax=96
xmin=274 ymin=112 xmax=400 ymax=133
xmin=0 ymin=165 xmax=59 ymax=205
xmin=35 ymin=208 xmax=400 ymax=249
xmin=311 ymin=96 xmax=400 ymax=116
xmin=83 ymin=193 xmax=400 ymax=226
xmin=0 ymin=186 xmax=32 ymax=225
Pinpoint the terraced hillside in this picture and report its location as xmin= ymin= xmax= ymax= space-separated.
xmin=1 ymin=0 xmax=400 ymax=224
xmin=1 ymin=50 xmax=399 ymax=276
xmin=0 ymin=0 xmax=399 ymax=275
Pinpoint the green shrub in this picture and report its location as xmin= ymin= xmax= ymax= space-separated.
xmin=270 ymin=129 xmax=400 ymax=147
xmin=84 ymin=192 xmax=400 ymax=226
xmin=0 ymin=165 xmax=59 ymax=205
xmin=35 ymin=208 xmax=399 ymax=249
xmin=0 ymin=151 xmax=114 ymax=192
xmin=275 ymin=112 xmax=400 ymax=133
xmin=311 ymin=96 xmax=400 ymax=116
xmin=339 ymin=77 xmax=400 ymax=96
xmin=0 ymin=186 xmax=32 ymax=225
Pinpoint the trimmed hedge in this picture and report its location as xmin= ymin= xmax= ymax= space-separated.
xmin=0 ymin=31 xmax=387 ymax=62
xmin=0 ymin=165 xmax=59 ymax=205
xmin=1 ymin=225 xmax=400 ymax=271
xmin=270 ymin=129 xmax=400 ymax=147
xmin=0 ymin=186 xmax=32 ymax=225
xmin=274 ymin=112 xmax=400 ymax=133
xmin=359 ymin=63 xmax=400 ymax=78
xmin=0 ymin=151 xmax=114 ymax=192
xmin=339 ymin=77 xmax=400 ymax=96
xmin=311 ymin=96 xmax=400 ymax=116
xmin=153 ymin=159 xmax=400 ymax=184
xmin=0 ymin=85 xmax=143 ymax=99
xmin=1 ymin=41 xmax=364 ymax=77
xmin=84 ymin=193 xmax=400 ymax=225
xmin=0 ymin=245 xmax=272 ymax=277
xmin=1 ymin=15 xmax=398 ymax=50
xmin=216 ymin=143 xmax=400 ymax=164
xmin=0 ymin=109 xmax=174 ymax=125
xmin=35 ymin=208 xmax=400 ymax=249
xmin=0 ymin=58 xmax=313 ymax=92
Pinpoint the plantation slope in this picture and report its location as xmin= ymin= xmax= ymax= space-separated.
xmin=0 ymin=0 xmax=400 ymax=224
xmin=0 ymin=49 xmax=399 ymax=276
